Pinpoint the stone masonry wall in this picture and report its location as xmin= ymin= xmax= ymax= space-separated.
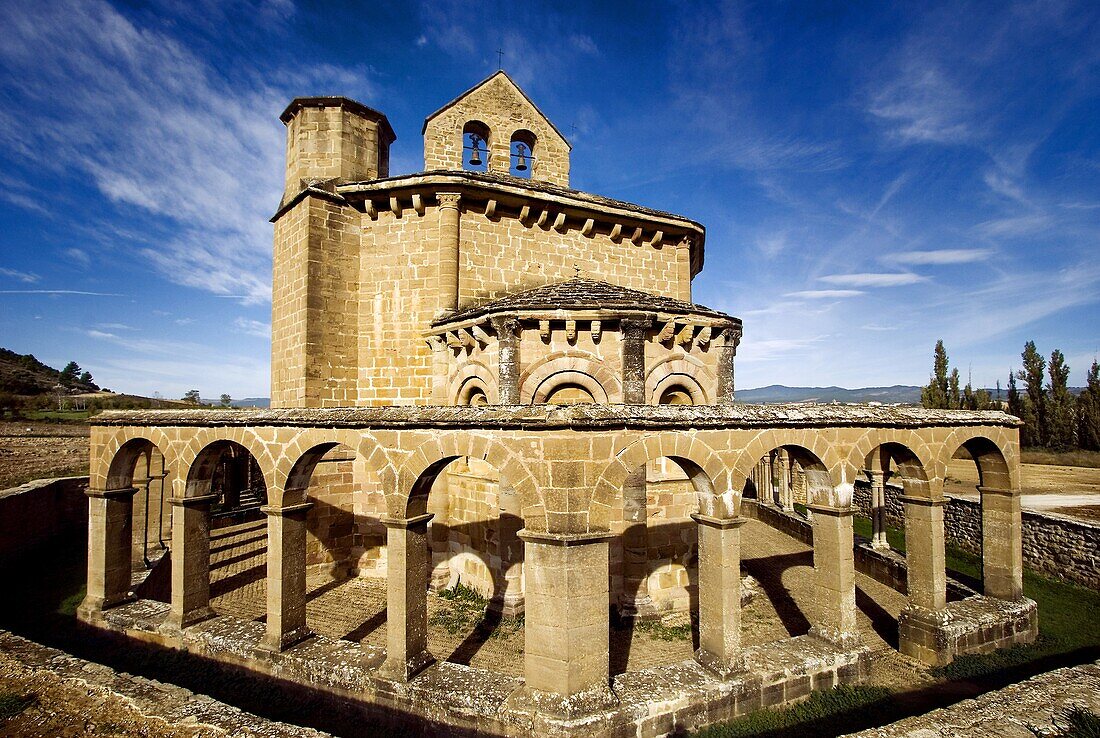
xmin=284 ymin=104 xmax=387 ymax=200
xmin=0 ymin=476 xmax=87 ymax=561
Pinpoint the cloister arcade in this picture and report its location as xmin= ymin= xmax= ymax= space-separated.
xmin=79 ymin=405 xmax=1036 ymax=731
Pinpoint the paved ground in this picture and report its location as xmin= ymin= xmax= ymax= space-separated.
xmin=209 ymin=516 xmax=922 ymax=687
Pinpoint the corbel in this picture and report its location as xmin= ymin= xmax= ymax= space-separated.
xmin=539 ymin=319 xmax=551 ymax=342
xmin=536 ymin=209 xmax=549 ymax=228
xmin=553 ymin=212 xmax=567 ymax=232
xmin=581 ymin=218 xmax=595 ymax=237
xmin=457 ymin=328 xmax=475 ymax=348
xmin=364 ymin=200 xmax=378 ymax=220
xmin=651 ymin=230 xmax=664 ymax=248
xmin=389 ymin=196 xmax=402 ymax=217
xmin=630 ymin=227 xmax=643 ymax=245
xmin=697 ymin=325 xmax=712 ymax=346
xmin=657 ymin=320 xmax=676 ymax=343
xmin=676 ymin=323 xmax=694 ymax=345
xmin=591 ymin=320 xmax=602 ymax=341
xmin=565 ymin=319 xmax=577 ymax=341
xmin=445 ymin=331 xmax=462 ymax=348
xmin=609 ymin=223 xmax=623 ymax=242
xmin=519 ymin=205 xmax=532 ymax=224
xmin=485 ymin=199 xmax=497 ymax=218
xmin=471 ymin=324 xmax=491 ymax=346
xmin=411 ymin=193 xmax=425 ymax=216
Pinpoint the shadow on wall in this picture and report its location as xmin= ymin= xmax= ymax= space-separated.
xmin=0 ymin=476 xmax=88 ymax=561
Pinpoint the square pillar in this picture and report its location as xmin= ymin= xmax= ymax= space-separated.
xmin=898 ymin=495 xmax=949 ymax=664
xmin=491 ymin=315 xmax=521 ymax=404
xmin=518 ymin=530 xmax=616 ymax=715
xmin=807 ymin=504 xmax=860 ymax=648
xmin=979 ymin=486 xmax=1024 ymax=601
xmin=691 ymin=514 xmax=746 ymax=677
xmin=377 ymin=513 xmax=435 ymax=682
xmin=619 ymin=465 xmax=655 ymax=616
xmin=166 ymin=494 xmax=218 ymax=629
xmin=78 ymin=487 xmax=137 ymax=620
xmin=262 ymin=501 xmax=313 ymax=652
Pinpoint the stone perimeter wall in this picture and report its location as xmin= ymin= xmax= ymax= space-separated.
xmin=0 ymin=476 xmax=87 ymax=561
xmin=852 ymin=483 xmax=1100 ymax=590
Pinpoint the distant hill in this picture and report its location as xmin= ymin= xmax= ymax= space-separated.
xmin=737 ymin=385 xmax=924 ymax=404
xmin=0 ymin=348 xmax=98 ymax=395
xmin=200 ymin=397 xmax=270 ymax=408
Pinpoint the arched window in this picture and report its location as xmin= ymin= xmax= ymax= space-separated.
xmin=509 ymin=129 xmax=537 ymax=178
xmin=545 ymin=383 xmax=595 ymax=404
xmin=462 ymin=121 xmax=491 ymax=173
xmin=659 ymin=385 xmax=694 ymax=405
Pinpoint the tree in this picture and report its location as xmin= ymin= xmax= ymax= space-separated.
xmin=1078 ymin=360 xmax=1100 ymax=451
xmin=1007 ymin=371 xmax=1022 ymax=418
xmin=182 ymin=389 xmax=201 ymax=405
xmin=59 ymin=361 xmax=80 ymax=387
xmin=219 ymin=393 xmax=232 ymax=407
xmin=1046 ymin=349 xmax=1074 ymax=449
xmin=79 ymin=370 xmax=93 ymax=385
xmin=1016 ymin=342 xmax=1046 ymax=447
xmin=948 ymin=368 xmax=961 ymax=409
xmin=921 ymin=340 xmax=951 ymax=409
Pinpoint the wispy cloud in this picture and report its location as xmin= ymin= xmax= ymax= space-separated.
xmin=819 ymin=273 xmax=927 ymax=287
xmin=0 ymin=267 xmax=39 ymax=283
xmin=783 ymin=289 xmax=864 ymax=299
xmin=889 ymin=249 xmax=993 ymax=265
xmin=0 ymin=289 xmax=124 ymax=296
xmin=233 ymin=317 xmax=271 ymax=338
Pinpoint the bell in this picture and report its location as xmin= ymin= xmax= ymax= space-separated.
xmin=515 ymin=142 xmax=528 ymax=172
xmin=467 ymin=134 xmax=483 ymax=167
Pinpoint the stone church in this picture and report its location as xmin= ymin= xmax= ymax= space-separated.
xmin=79 ymin=72 xmax=1036 ymax=736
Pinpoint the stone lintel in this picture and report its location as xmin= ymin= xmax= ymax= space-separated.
xmin=690 ymin=513 xmax=747 ymax=529
xmin=516 ymin=528 xmax=615 ymax=546
xmin=260 ymin=502 xmax=314 ymax=517
xmin=86 ymin=486 xmax=138 ymax=499
xmin=805 ymin=504 xmax=858 ymax=517
xmin=380 ymin=512 xmax=435 ymax=529
xmin=169 ymin=494 xmax=220 ymax=507
xmin=897 ymin=495 xmax=946 ymax=507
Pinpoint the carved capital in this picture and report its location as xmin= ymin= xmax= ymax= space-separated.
xmin=720 ymin=325 xmax=742 ymax=351
xmin=436 ymin=192 xmax=461 ymax=209
xmin=490 ymin=315 xmax=521 ymax=339
xmin=620 ymin=315 xmax=654 ymax=341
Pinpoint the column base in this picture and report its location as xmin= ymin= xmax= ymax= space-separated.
xmin=260 ymin=626 xmax=313 ymax=654
xmin=503 ymin=682 xmax=618 ymax=721
xmin=163 ymin=605 xmax=216 ymax=632
xmin=616 ymin=593 xmax=660 ymax=620
xmin=695 ymin=647 xmax=745 ymax=679
xmin=76 ymin=593 xmax=133 ymax=623
xmin=899 ymin=597 xmax=1038 ymax=667
xmin=376 ymin=649 xmax=436 ymax=683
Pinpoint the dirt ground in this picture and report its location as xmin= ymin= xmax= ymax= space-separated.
xmin=0 ymin=422 xmax=88 ymax=490
xmin=945 ymin=458 xmax=1100 ymax=520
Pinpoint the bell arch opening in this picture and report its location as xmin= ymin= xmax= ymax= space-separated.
xmin=462 ymin=120 xmax=491 ymax=172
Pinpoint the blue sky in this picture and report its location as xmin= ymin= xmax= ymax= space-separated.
xmin=1 ymin=0 xmax=1098 ymax=399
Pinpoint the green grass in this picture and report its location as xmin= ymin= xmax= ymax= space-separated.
xmin=429 ymin=581 xmax=523 ymax=639
xmin=693 ymin=685 xmax=894 ymax=737
xmin=1052 ymin=705 xmax=1100 ymax=738
xmin=0 ymin=691 xmax=37 ymax=721
xmin=22 ymin=410 xmax=93 ymax=422
xmin=635 ymin=618 xmax=693 ymax=641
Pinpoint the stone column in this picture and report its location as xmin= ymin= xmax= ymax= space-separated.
xmin=807 ymin=503 xmax=859 ymax=647
xmin=620 ymin=316 xmax=652 ymax=404
xmin=675 ymin=236 xmax=693 ymax=303
xmin=519 ymin=530 xmax=615 ymax=713
xmin=167 ymin=494 xmax=218 ymax=629
xmin=898 ymin=495 xmax=948 ymax=664
xmin=78 ymin=486 xmax=137 ymax=620
xmin=979 ymin=486 xmax=1024 ymax=600
xmin=619 ymin=466 xmax=653 ymax=615
xmin=437 ymin=192 xmax=461 ymax=316
xmin=715 ymin=326 xmax=741 ymax=405
xmin=262 ymin=501 xmax=313 ymax=652
xmin=491 ymin=315 xmax=521 ymax=404
xmin=378 ymin=513 xmax=435 ymax=682
xmin=692 ymin=514 xmax=747 ymax=677
xmin=776 ymin=449 xmax=793 ymax=511
xmin=868 ymin=471 xmax=888 ymax=549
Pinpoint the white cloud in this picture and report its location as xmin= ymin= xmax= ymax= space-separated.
xmin=233 ymin=317 xmax=271 ymax=338
xmin=0 ymin=289 xmax=123 ymax=296
xmin=868 ymin=61 xmax=972 ymax=144
xmin=63 ymin=247 xmax=92 ymax=268
xmin=818 ymin=273 xmax=927 ymax=287
xmin=0 ymin=267 xmax=39 ymax=283
xmin=783 ymin=289 xmax=865 ymax=299
xmin=889 ymin=249 xmax=993 ymax=265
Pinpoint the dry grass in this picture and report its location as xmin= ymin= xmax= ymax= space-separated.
xmin=1021 ymin=448 xmax=1100 ymax=468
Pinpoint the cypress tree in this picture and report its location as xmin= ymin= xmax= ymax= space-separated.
xmin=1017 ymin=342 xmax=1046 ymax=447
xmin=1078 ymin=360 xmax=1100 ymax=451
xmin=921 ymin=340 xmax=951 ymax=409
xmin=1046 ymin=349 xmax=1074 ymax=449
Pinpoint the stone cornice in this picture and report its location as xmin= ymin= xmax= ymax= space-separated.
xmin=91 ymin=404 xmax=1022 ymax=431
